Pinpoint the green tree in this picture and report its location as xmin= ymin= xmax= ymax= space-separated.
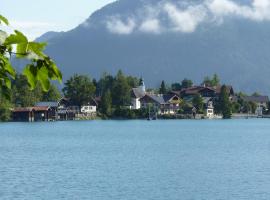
xmin=42 ymin=84 xmax=61 ymax=102
xmin=96 ymin=73 xmax=114 ymax=96
xmin=192 ymin=94 xmax=204 ymax=113
xmin=181 ymin=79 xmax=193 ymax=89
xmin=219 ymin=85 xmax=232 ymax=119
xmin=11 ymin=74 xmax=43 ymax=107
xmin=112 ymin=70 xmax=131 ymax=107
xmin=0 ymin=15 xmax=61 ymax=98
xmin=126 ymin=76 xmax=139 ymax=88
xmin=203 ymin=76 xmax=212 ymax=86
xmin=100 ymin=90 xmax=112 ymax=117
xmin=0 ymin=94 xmax=12 ymax=121
xmin=63 ymin=74 xmax=96 ymax=107
xmin=252 ymin=92 xmax=260 ymax=97
xmin=159 ymin=80 xmax=167 ymax=94
xmin=212 ymin=74 xmax=220 ymax=86
xmin=203 ymin=74 xmax=220 ymax=87
xmin=171 ymin=83 xmax=181 ymax=91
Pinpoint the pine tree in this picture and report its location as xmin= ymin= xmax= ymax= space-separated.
xmin=219 ymin=85 xmax=232 ymax=119
xmin=100 ymin=90 xmax=112 ymax=116
xmin=192 ymin=94 xmax=204 ymax=113
xmin=159 ymin=80 xmax=166 ymax=94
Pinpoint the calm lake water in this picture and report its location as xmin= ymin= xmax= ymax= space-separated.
xmin=1 ymin=119 xmax=270 ymax=200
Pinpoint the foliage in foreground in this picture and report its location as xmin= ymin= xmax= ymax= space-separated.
xmin=0 ymin=14 xmax=62 ymax=99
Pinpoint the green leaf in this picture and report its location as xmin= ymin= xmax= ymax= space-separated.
xmin=4 ymin=30 xmax=28 ymax=45
xmin=3 ymin=62 xmax=15 ymax=78
xmin=27 ymin=42 xmax=47 ymax=58
xmin=0 ymin=15 xmax=9 ymax=25
xmin=49 ymin=63 xmax=62 ymax=82
xmin=37 ymin=66 xmax=50 ymax=91
xmin=0 ymin=30 xmax=8 ymax=45
xmin=0 ymin=54 xmax=16 ymax=78
xmin=3 ymin=76 xmax=11 ymax=89
xmin=23 ymin=64 xmax=37 ymax=89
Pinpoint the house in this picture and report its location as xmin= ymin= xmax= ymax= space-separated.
xmin=203 ymin=97 xmax=214 ymax=118
xmin=130 ymin=80 xmax=146 ymax=109
xmin=242 ymin=95 xmax=269 ymax=116
xmin=35 ymin=101 xmax=59 ymax=120
xmin=57 ymin=98 xmax=79 ymax=120
xmin=140 ymin=94 xmax=181 ymax=115
xmin=12 ymin=106 xmax=54 ymax=122
xmin=180 ymin=86 xmax=216 ymax=98
xmin=81 ymin=98 xmax=98 ymax=116
xmin=179 ymin=85 xmax=234 ymax=99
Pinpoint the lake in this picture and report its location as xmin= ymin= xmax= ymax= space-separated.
xmin=1 ymin=119 xmax=270 ymax=200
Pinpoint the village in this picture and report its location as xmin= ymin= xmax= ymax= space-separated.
xmin=10 ymin=73 xmax=270 ymax=122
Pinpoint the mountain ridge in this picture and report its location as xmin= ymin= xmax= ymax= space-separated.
xmin=37 ymin=0 xmax=270 ymax=94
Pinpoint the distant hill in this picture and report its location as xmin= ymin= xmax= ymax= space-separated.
xmin=37 ymin=0 xmax=270 ymax=94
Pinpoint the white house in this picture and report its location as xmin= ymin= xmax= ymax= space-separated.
xmin=206 ymin=101 xmax=214 ymax=118
xmin=130 ymin=81 xmax=146 ymax=110
xmin=81 ymin=105 xmax=96 ymax=114
xmin=81 ymin=98 xmax=98 ymax=115
xmin=203 ymin=97 xmax=214 ymax=119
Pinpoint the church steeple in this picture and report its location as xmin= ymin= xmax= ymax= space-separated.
xmin=139 ymin=77 xmax=146 ymax=93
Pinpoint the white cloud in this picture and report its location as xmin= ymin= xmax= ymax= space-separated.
xmin=139 ymin=18 xmax=161 ymax=33
xmin=106 ymin=0 xmax=270 ymax=35
xmin=106 ymin=16 xmax=136 ymax=34
xmin=163 ymin=3 xmax=207 ymax=33
xmin=207 ymin=0 xmax=270 ymax=21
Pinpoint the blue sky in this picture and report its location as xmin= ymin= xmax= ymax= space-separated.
xmin=1 ymin=0 xmax=115 ymax=39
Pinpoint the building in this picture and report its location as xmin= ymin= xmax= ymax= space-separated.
xmin=81 ymin=98 xmax=98 ymax=116
xmin=130 ymin=80 xmax=146 ymax=109
xmin=35 ymin=101 xmax=59 ymax=120
xmin=140 ymin=94 xmax=181 ymax=115
xmin=12 ymin=106 xmax=54 ymax=122
xmin=179 ymin=85 xmax=234 ymax=99
xmin=57 ymin=98 xmax=79 ymax=120
xmin=242 ymin=95 xmax=269 ymax=116
xmin=204 ymin=98 xmax=214 ymax=118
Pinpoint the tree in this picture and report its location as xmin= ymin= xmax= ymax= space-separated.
xmin=42 ymin=84 xmax=61 ymax=102
xmin=63 ymin=74 xmax=96 ymax=107
xmin=159 ymin=80 xmax=167 ymax=94
xmin=203 ymin=76 xmax=212 ymax=86
xmin=212 ymin=74 xmax=220 ymax=86
xmin=0 ymin=94 xmax=12 ymax=121
xmin=203 ymin=74 xmax=220 ymax=87
xmin=252 ymin=92 xmax=260 ymax=97
xmin=11 ymin=74 xmax=43 ymax=107
xmin=192 ymin=94 xmax=204 ymax=113
xmin=100 ymin=90 xmax=112 ymax=116
xmin=96 ymin=73 xmax=114 ymax=96
xmin=112 ymin=70 xmax=131 ymax=107
xmin=0 ymin=15 xmax=62 ymax=98
xmin=219 ymin=85 xmax=232 ymax=119
xmin=181 ymin=79 xmax=193 ymax=89
xmin=171 ymin=83 xmax=181 ymax=91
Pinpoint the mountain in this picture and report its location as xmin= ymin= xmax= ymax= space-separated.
xmin=37 ymin=0 xmax=270 ymax=94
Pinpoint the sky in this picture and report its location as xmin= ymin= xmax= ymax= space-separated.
xmin=1 ymin=0 xmax=116 ymax=39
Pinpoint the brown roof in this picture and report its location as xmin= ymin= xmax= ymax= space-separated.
xmin=181 ymin=86 xmax=215 ymax=95
xmin=32 ymin=106 xmax=50 ymax=111
xmin=214 ymin=85 xmax=234 ymax=94
xmin=12 ymin=107 xmax=33 ymax=112
xmin=13 ymin=106 xmax=50 ymax=113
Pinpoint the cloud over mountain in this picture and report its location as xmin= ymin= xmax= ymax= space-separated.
xmin=105 ymin=0 xmax=270 ymax=34
xmin=36 ymin=0 xmax=270 ymax=94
